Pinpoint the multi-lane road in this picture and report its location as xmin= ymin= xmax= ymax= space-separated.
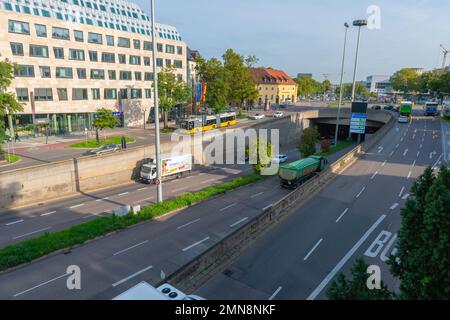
xmin=195 ymin=115 xmax=445 ymax=300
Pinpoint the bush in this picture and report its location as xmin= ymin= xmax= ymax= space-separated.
xmin=320 ymin=139 xmax=331 ymax=153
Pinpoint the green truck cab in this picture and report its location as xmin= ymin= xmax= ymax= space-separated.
xmin=278 ymin=156 xmax=328 ymax=189
xmin=399 ymin=101 xmax=413 ymax=117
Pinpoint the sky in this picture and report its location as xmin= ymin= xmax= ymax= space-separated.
xmin=135 ymin=0 xmax=449 ymax=83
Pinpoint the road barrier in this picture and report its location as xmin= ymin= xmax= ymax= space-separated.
xmin=162 ymin=112 xmax=395 ymax=293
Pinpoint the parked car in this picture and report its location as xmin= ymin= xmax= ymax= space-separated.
xmin=249 ymin=113 xmax=265 ymax=120
xmin=398 ymin=115 xmax=409 ymax=123
xmin=90 ymin=144 xmax=120 ymax=155
xmin=371 ymin=105 xmax=381 ymax=110
xmin=383 ymin=105 xmax=394 ymax=111
xmin=272 ymin=154 xmax=288 ymax=164
xmin=273 ymin=111 xmax=284 ymax=118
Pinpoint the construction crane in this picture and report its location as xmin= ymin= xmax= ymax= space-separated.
xmin=440 ymin=44 xmax=449 ymax=71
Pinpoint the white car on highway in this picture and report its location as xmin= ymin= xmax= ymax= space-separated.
xmin=273 ymin=111 xmax=284 ymax=118
xmin=398 ymin=115 xmax=409 ymax=123
xmin=249 ymin=113 xmax=265 ymax=120
xmin=272 ymin=154 xmax=288 ymax=164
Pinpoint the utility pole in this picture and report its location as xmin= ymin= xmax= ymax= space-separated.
xmin=351 ymin=20 xmax=368 ymax=102
xmin=151 ymin=0 xmax=163 ymax=203
xmin=334 ymin=22 xmax=349 ymax=147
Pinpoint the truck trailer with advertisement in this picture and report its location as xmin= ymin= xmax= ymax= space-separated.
xmin=140 ymin=153 xmax=192 ymax=184
xmin=113 ymin=282 xmax=205 ymax=300
xmin=279 ymin=156 xmax=328 ymax=189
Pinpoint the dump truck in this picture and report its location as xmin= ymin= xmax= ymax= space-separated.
xmin=399 ymin=101 xmax=413 ymax=117
xmin=140 ymin=153 xmax=192 ymax=184
xmin=279 ymin=155 xmax=328 ymax=189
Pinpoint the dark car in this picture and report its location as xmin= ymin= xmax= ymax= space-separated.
xmin=372 ymin=105 xmax=381 ymax=110
xmin=383 ymin=105 xmax=394 ymax=111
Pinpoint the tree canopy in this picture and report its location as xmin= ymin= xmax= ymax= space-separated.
xmin=390 ymin=68 xmax=421 ymax=94
xmin=298 ymin=127 xmax=318 ymax=157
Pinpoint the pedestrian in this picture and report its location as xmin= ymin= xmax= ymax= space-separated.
xmin=14 ymin=132 xmax=20 ymax=142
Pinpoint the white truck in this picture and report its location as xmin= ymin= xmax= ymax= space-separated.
xmin=140 ymin=153 xmax=192 ymax=184
xmin=113 ymin=282 xmax=204 ymax=300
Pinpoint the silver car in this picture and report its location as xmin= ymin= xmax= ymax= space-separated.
xmin=91 ymin=144 xmax=120 ymax=155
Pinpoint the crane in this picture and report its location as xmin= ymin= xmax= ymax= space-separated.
xmin=440 ymin=44 xmax=449 ymax=71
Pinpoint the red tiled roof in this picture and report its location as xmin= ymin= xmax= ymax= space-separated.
xmin=250 ymin=68 xmax=296 ymax=85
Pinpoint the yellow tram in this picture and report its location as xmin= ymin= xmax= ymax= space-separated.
xmin=179 ymin=113 xmax=237 ymax=134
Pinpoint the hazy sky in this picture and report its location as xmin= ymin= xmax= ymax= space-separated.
xmin=135 ymin=0 xmax=448 ymax=83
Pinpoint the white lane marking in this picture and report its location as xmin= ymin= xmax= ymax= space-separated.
xmin=230 ymin=217 xmax=249 ymax=228
xmin=399 ymin=187 xmax=405 ymax=198
xmin=395 ymin=144 xmax=399 ymax=149
xmin=403 ymin=149 xmax=409 ymax=156
xmin=303 ymin=238 xmax=323 ymax=261
xmin=112 ymin=265 xmax=153 ymax=287
xmin=381 ymin=160 xmax=387 ymax=167
xmin=419 ymin=144 xmax=423 ymax=149
xmin=262 ymin=204 xmax=273 ymax=211
xmin=251 ymin=192 xmax=265 ymax=198
xmin=429 ymin=152 xmax=433 ymax=159
xmin=377 ymin=147 xmax=383 ymax=153
xmin=176 ymin=218 xmax=201 ymax=230
xmin=268 ymin=286 xmax=283 ymax=301
xmin=13 ymin=273 xmax=68 ymax=297
xmin=407 ymin=171 xmax=412 ymax=179
xmin=95 ymin=199 xmax=104 ymax=202
xmin=137 ymin=187 xmax=148 ymax=191
xmin=113 ymin=240 xmax=149 ymax=256
xmin=390 ymin=203 xmax=399 ymax=210
xmin=13 ymin=227 xmax=51 ymax=240
xmin=356 ymin=186 xmax=366 ymax=198
xmin=203 ymin=178 xmax=216 ymax=184
xmin=371 ymin=171 xmax=378 ymax=180
xmin=220 ymin=203 xmax=237 ymax=212
xmin=432 ymin=153 xmax=443 ymax=169
xmin=40 ymin=211 xmax=56 ymax=217
xmin=417 ymin=151 xmax=420 ymax=157
xmin=400 ymin=137 xmax=404 ymax=142
xmin=335 ymin=208 xmax=349 ymax=223
xmin=118 ymin=192 xmax=129 ymax=197
xmin=69 ymin=203 xmax=84 ymax=209
xmin=307 ymin=215 xmax=387 ymax=300
xmin=389 ymin=151 xmax=395 ymax=157
xmin=402 ymin=193 xmax=410 ymax=200
xmin=5 ymin=219 xmax=25 ymax=226
xmin=412 ymin=160 xmax=416 ymax=168
xmin=182 ymin=237 xmax=210 ymax=252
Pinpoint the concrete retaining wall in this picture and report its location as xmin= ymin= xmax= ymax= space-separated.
xmin=163 ymin=113 xmax=395 ymax=293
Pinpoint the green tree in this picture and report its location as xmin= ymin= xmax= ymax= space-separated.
xmin=0 ymin=60 xmax=23 ymax=146
xmin=246 ymin=137 xmax=273 ymax=175
xmin=299 ymin=127 xmax=318 ymax=157
xmin=294 ymin=76 xmax=322 ymax=99
xmin=335 ymin=83 xmax=367 ymax=100
xmin=390 ymin=68 xmax=420 ymax=94
xmin=223 ymin=49 xmax=258 ymax=113
xmin=322 ymin=80 xmax=333 ymax=93
xmin=327 ymin=258 xmax=393 ymax=300
xmin=157 ymin=66 xmax=192 ymax=128
xmin=92 ymin=108 xmax=118 ymax=142
xmin=388 ymin=167 xmax=450 ymax=299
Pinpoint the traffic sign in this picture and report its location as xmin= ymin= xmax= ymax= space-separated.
xmin=350 ymin=113 xmax=367 ymax=134
xmin=154 ymin=178 xmax=161 ymax=185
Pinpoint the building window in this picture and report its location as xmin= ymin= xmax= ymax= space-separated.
xmin=118 ymin=37 xmax=130 ymax=48
xmin=119 ymin=88 xmax=128 ymax=99
xmin=157 ymin=43 xmax=163 ymax=52
xmin=143 ymin=41 xmax=152 ymax=51
xmin=56 ymin=67 xmax=73 ymax=79
xmin=15 ymin=65 xmax=35 ymax=77
xmin=30 ymin=45 xmax=49 ymax=57
xmin=104 ymin=89 xmax=117 ymax=100
xmin=15 ymin=88 xmax=29 ymax=101
xmin=35 ymin=24 xmax=47 ymax=37
xmin=177 ymin=74 xmax=183 ymax=81
xmin=89 ymin=51 xmax=98 ymax=62
xmin=74 ymin=30 xmax=84 ymax=42
xmin=72 ymin=88 xmax=88 ymax=100
xmin=133 ymin=39 xmax=140 ymax=49
xmin=134 ymin=72 xmax=142 ymax=81
xmin=131 ymin=89 xmax=142 ymax=99
xmin=144 ymin=72 xmax=154 ymax=81
xmin=57 ymin=88 xmax=68 ymax=101
xmin=166 ymin=45 xmax=175 ymax=54
xmin=165 ymin=59 xmax=172 ymax=67
xmin=39 ymin=66 xmax=51 ymax=78
xmin=156 ymin=58 xmax=163 ymax=67
xmin=77 ymin=68 xmax=86 ymax=79
xmin=177 ymin=46 xmax=183 ymax=55
xmin=102 ymin=52 xmax=115 ymax=63
xmin=52 ymin=27 xmax=70 ymax=40
xmin=143 ymin=57 xmax=151 ymax=66
xmin=34 ymin=88 xmax=53 ymax=101
xmin=90 ymin=69 xmax=105 ymax=79
xmin=8 ymin=20 xmax=30 ymax=34
xmin=10 ymin=43 xmax=24 ymax=56
xmin=67 ymin=49 xmax=84 ymax=61
xmin=119 ymin=71 xmax=132 ymax=80
xmin=174 ymin=60 xmax=183 ymax=69
xmin=129 ymin=55 xmax=141 ymax=65
xmin=108 ymin=70 xmax=116 ymax=80
xmin=145 ymin=89 xmax=151 ymax=99
xmin=91 ymin=88 xmax=101 ymax=100
xmin=106 ymin=35 xmax=114 ymax=46
xmin=118 ymin=54 xmax=126 ymax=64
xmin=88 ymin=32 xmax=102 ymax=44
xmin=53 ymin=47 xmax=64 ymax=59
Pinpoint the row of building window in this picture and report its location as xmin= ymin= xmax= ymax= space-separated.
xmin=258 ymin=86 xmax=295 ymax=91
xmin=14 ymin=64 xmax=161 ymax=81
xmin=8 ymin=20 xmax=183 ymax=54
xmin=15 ymin=87 xmax=152 ymax=102
xmin=10 ymin=43 xmax=183 ymax=68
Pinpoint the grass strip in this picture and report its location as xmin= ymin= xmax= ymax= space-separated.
xmin=69 ymin=136 xmax=135 ymax=148
xmin=316 ymin=140 xmax=354 ymax=157
xmin=0 ymin=173 xmax=264 ymax=271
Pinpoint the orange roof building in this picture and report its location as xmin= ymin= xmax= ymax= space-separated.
xmin=250 ymin=68 xmax=298 ymax=105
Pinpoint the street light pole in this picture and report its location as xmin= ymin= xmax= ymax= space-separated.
xmin=334 ymin=22 xmax=349 ymax=147
xmin=151 ymin=0 xmax=163 ymax=203
xmin=350 ymin=20 xmax=368 ymax=102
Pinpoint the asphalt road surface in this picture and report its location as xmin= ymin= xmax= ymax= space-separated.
xmin=194 ymin=115 xmax=445 ymax=300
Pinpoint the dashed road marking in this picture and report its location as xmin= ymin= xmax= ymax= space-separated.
xmin=230 ymin=217 xmax=249 ymax=228
xmin=304 ymin=238 xmax=323 ymax=261
xmin=336 ymin=208 xmax=349 ymax=223
xmin=182 ymin=237 xmax=210 ymax=252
